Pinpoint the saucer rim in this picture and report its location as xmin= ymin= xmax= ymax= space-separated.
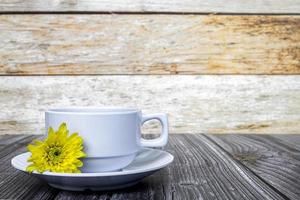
xmin=11 ymin=148 xmax=174 ymax=177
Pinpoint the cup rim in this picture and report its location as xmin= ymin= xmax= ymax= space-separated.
xmin=46 ymin=107 xmax=140 ymax=115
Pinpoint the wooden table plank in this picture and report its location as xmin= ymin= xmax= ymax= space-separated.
xmin=0 ymin=135 xmax=58 ymax=200
xmin=0 ymin=135 xmax=37 ymax=160
xmin=0 ymin=134 xmax=30 ymax=151
xmin=1 ymin=15 xmax=300 ymax=75
xmin=0 ymin=0 xmax=300 ymax=14
xmin=0 ymin=134 xmax=29 ymax=145
xmin=271 ymin=134 xmax=300 ymax=150
xmin=54 ymin=134 xmax=285 ymax=199
xmin=206 ymin=134 xmax=300 ymax=200
xmin=0 ymin=134 xmax=289 ymax=200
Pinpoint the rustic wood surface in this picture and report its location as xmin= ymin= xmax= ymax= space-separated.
xmin=0 ymin=15 xmax=299 ymax=75
xmin=0 ymin=0 xmax=300 ymax=14
xmin=0 ymin=76 xmax=299 ymax=135
xmin=207 ymin=134 xmax=300 ymax=200
xmin=1 ymin=134 xmax=299 ymax=199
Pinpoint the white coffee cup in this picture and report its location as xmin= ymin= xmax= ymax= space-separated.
xmin=45 ymin=107 xmax=168 ymax=173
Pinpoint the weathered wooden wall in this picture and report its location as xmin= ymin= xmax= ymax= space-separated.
xmin=0 ymin=1 xmax=299 ymax=134
xmin=1 ymin=0 xmax=300 ymax=13
xmin=1 ymin=76 xmax=299 ymax=134
xmin=1 ymin=15 xmax=300 ymax=75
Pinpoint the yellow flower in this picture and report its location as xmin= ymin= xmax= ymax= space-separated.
xmin=26 ymin=123 xmax=86 ymax=173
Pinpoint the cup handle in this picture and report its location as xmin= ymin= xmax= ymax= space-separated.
xmin=140 ymin=113 xmax=168 ymax=147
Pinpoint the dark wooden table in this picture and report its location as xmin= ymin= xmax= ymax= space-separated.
xmin=0 ymin=134 xmax=299 ymax=200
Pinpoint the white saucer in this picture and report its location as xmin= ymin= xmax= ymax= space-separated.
xmin=11 ymin=148 xmax=174 ymax=191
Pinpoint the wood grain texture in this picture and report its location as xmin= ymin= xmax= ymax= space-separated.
xmin=1 ymin=15 xmax=300 ymax=75
xmin=0 ymin=135 xmax=59 ymax=200
xmin=0 ymin=134 xmax=289 ymax=199
xmin=0 ymin=75 xmax=299 ymax=135
xmin=271 ymin=134 xmax=300 ymax=150
xmin=0 ymin=0 xmax=300 ymax=14
xmin=207 ymin=134 xmax=300 ymax=200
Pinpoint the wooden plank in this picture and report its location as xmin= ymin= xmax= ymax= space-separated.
xmin=0 ymin=135 xmax=32 ymax=145
xmin=1 ymin=75 xmax=300 ymax=135
xmin=0 ymin=134 xmax=30 ymax=152
xmin=0 ymin=135 xmax=59 ymax=200
xmin=0 ymin=173 xmax=58 ymax=200
xmin=0 ymin=135 xmax=36 ymax=160
xmin=0 ymin=0 xmax=300 ymax=14
xmin=206 ymin=134 xmax=300 ymax=200
xmin=1 ymin=134 xmax=287 ymax=199
xmin=0 ymin=134 xmax=29 ymax=145
xmin=0 ymin=15 xmax=299 ymax=75
xmin=54 ymin=134 xmax=286 ymax=199
xmin=0 ymin=135 xmax=38 ymax=178
xmin=271 ymin=134 xmax=300 ymax=150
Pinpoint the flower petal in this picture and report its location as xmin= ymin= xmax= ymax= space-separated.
xmin=26 ymin=164 xmax=36 ymax=173
xmin=26 ymin=122 xmax=86 ymax=174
